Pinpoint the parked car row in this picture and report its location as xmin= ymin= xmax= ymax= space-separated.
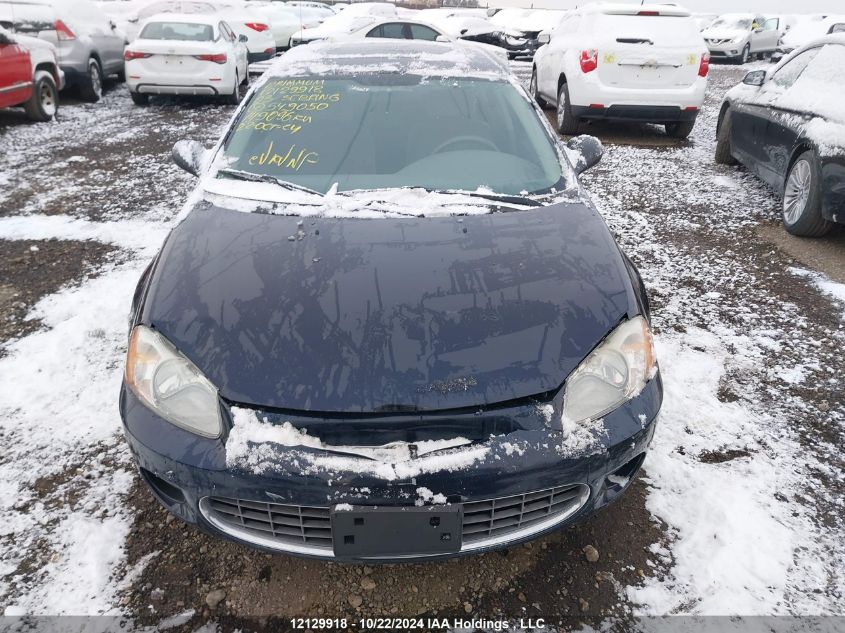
xmin=1 ymin=0 xmax=126 ymax=102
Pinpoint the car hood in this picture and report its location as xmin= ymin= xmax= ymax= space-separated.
xmin=141 ymin=201 xmax=637 ymax=413
xmin=702 ymin=28 xmax=745 ymax=39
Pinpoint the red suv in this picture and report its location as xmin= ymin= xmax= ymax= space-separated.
xmin=0 ymin=25 xmax=64 ymax=121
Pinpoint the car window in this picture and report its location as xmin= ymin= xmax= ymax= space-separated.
xmin=369 ymin=22 xmax=408 ymax=39
xmin=0 ymin=2 xmax=55 ymax=34
xmin=770 ymin=47 xmax=821 ymax=88
xmin=140 ymin=21 xmax=214 ymax=41
xmin=220 ymin=21 xmax=235 ymax=41
xmin=762 ymin=17 xmax=778 ymax=31
xmin=782 ymin=44 xmax=845 ymax=120
xmin=409 ymin=24 xmax=439 ymax=41
xmin=829 ymin=23 xmax=845 ymax=34
xmin=222 ymin=76 xmax=565 ymax=196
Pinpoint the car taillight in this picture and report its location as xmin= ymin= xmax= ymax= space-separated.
xmin=55 ymin=19 xmax=75 ymax=41
xmin=245 ymin=22 xmax=268 ymax=32
xmin=124 ymin=50 xmax=152 ymax=61
xmin=580 ymin=49 xmax=598 ymax=73
xmin=698 ymin=53 xmax=711 ymax=77
xmin=195 ymin=53 xmax=227 ymax=64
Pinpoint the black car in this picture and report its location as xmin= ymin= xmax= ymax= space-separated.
xmin=715 ymin=35 xmax=845 ymax=236
xmin=121 ymin=40 xmax=662 ymax=561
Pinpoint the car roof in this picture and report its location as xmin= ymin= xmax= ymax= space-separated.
xmin=141 ymin=12 xmax=220 ymax=25
xmin=264 ymin=39 xmax=509 ymax=80
xmin=581 ymin=3 xmax=692 ymax=18
xmin=801 ymin=32 xmax=845 ymax=49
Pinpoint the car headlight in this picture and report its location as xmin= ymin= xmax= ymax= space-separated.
xmin=562 ymin=316 xmax=657 ymax=428
xmin=732 ymin=36 xmax=745 ymax=44
xmin=125 ymin=325 xmax=222 ymax=438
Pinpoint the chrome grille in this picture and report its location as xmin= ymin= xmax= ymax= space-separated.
xmin=461 ymin=484 xmax=588 ymax=544
xmin=205 ymin=496 xmax=332 ymax=550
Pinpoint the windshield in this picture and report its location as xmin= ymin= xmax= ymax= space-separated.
xmin=221 ymin=76 xmax=565 ymax=195
xmin=710 ymin=18 xmax=751 ymax=30
xmin=140 ymin=21 xmax=214 ymax=40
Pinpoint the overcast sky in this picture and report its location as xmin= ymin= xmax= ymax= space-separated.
xmin=485 ymin=0 xmax=843 ymax=13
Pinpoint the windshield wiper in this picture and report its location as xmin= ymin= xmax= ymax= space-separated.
xmin=419 ymin=188 xmax=546 ymax=207
xmin=216 ymin=168 xmax=324 ymax=197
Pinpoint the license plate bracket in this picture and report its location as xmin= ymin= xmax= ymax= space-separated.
xmin=331 ymin=505 xmax=462 ymax=557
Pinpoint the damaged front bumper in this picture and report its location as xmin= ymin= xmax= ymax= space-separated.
xmin=120 ymin=375 xmax=662 ymax=561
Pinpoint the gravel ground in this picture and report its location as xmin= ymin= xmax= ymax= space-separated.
xmin=0 ymin=61 xmax=843 ymax=629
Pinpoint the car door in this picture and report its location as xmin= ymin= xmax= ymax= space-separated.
xmin=767 ymin=44 xmax=842 ymax=187
xmin=0 ymin=31 xmax=32 ymax=108
xmin=539 ymin=14 xmax=577 ymax=101
xmin=757 ymin=17 xmax=780 ymax=53
xmin=221 ymin=21 xmax=246 ymax=78
xmin=732 ymin=47 xmax=820 ymax=187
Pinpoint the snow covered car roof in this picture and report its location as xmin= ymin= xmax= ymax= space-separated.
xmin=262 ymin=39 xmax=509 ymax=80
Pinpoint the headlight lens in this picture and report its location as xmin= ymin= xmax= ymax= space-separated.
xmin=125 ymin=325 xmax=222 ymax=438
xmin=562 ymin=316 xmax=656 ymax=428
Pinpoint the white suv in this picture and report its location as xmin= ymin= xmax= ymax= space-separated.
xmin=531 ymin=3 xmax=710 ymax=139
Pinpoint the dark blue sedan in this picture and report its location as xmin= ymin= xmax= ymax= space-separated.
xmin=716 ymin=34 xmax=845 ymax=237
xmin=121 ymin=40 xmax=662 ymax=561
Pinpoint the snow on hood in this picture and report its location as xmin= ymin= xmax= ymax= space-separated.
xmin=226 ymin=407 xmax=489 ymax=481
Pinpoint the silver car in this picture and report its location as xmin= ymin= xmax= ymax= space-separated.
xmin=0 ymin=0 xmax=125 ymax=101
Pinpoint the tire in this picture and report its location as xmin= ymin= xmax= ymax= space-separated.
xmin=225 ymin=72 xmax=241 ymax=105
xmin=240 ymin=69 xmax=249 ymax=86
xmin=529 ymin=67 xmax=548 ymax=109
xmin=715 ymin=108 xmax=738 ymax=165
xmin=782 ymin=151 xmax=831 ymax=237
xmin=130 ymin=91 xmax=149 ymax=106
xmin=79 ymin=58 xmax=103 ymax=102
xmin=555 ymin=82 xmax=579 ymax=136
xmin=666 ymin=118 xmax=696 ymax=139
xmin=739 ymin=44 xmax=750 ymax=64
xmin=24 ymin=70 xmax=58 ymax=122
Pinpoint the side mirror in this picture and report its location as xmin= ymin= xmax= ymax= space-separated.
xmin=486 ymin=7 xmax=496 ymax=17
xmin=742 ymin=69 xmax=766 ymax=87
xmin=538 ymin=31 xmax=550 ymax=44
xmin=172 ymin=140 xmax=208 ymax=176
xmin=566 ymin=135 xmax=603 ymax=175
xmin=239 ymin=34 xmax=248 ymax=43
xmin=436 ymin=34 xmax=450 ymax=42
xmin=109 ymin=19 xmax=117 ymax=30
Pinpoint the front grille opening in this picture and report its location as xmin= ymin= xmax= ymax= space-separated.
xmin=461 ymin=484 xmax=588 ymax=545
xmin=202 ymin=484 xmax=589 ymax=555
xmin=205 ymin=496 xmax=333 ymax=550
xmin=140 ymin=467 xmax=186 ymax=505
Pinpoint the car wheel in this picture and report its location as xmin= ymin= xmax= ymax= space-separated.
xmin=225 ymin=73 xmax=242 ymax=105
xmin=529 ymin=68 xmax=548 ymax=109
xmin=79 ymin=58 xmax=103 ymax=102
xmin=556 ymin=82 xmax=579 ymax=136
xmin=666 ymin=118 xmax=696 ymax=139
xmin=782 ymin=151 xmax=831 ymax=237
xmin=24 ymin=70 xmax=59 ymax=122
xmin=130 ymin=91 xmax=149 ymax=106
xmin=739 ymin=44 xmax=750 ymax=64
xmin=714 ymin=108 xmax=738 ymax=165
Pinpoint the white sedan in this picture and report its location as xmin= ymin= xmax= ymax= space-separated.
xmin=331 ymin=18 xmax=509 ymax=68
xmin=128 ymin=1 xmax=276 ymax=62
xmin=124 ymin=14 xmax=249 ymax=104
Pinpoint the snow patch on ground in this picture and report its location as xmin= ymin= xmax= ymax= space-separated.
xmin=790 ymin=267 xmax=845 ymax=319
